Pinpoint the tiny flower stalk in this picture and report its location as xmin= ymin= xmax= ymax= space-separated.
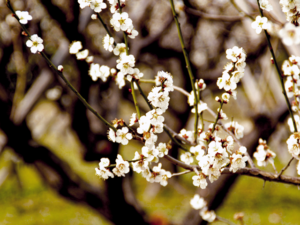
xmin=169 ymin=0 xmax=199 ymax=142
xmin=131 ymin=81 xmax=141 ymax=119
xmin=135 ymin=80 xmax=154 ymax=110
xmin=211 ymin=100 xmax=224 ymax=134
xmin=255 ymin=0 xmax=298 ymax=133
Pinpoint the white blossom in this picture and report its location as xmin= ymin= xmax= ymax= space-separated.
xmin=76 ymin=49 xmax=89 ymax=60
xmin=251 ymin=16 xmax=270 ymax=34
xmin=26 ymin=34 xmax=44 ymax=54
xmin=279 ymin=23 xmax=300 ymax=46
xmin=15 ymin=11 xmax=32 ymax=24
xmin=190 ymin=194 xmax=207 ymax=210
xmin=180 ymin=152 xmax=194 ymax=165
xmin=69 ymin=41 xmax=82 ymax=54
xmin=200 ymin=208 xmax=216 ymax=222
xmin=115 ymin=127 xmax=132 ymax=145
xmin=90 ymin=0 xmax=107 ymax=13
xmin=259 ymin=0 xmax=273 ymax=11
xmin=103 ymin=34 xmax=114 ymax=52
xmin=192 ymin=174 xmax=208 ymax=189
xmin=110 ymin=12 xmax=132 ymax=32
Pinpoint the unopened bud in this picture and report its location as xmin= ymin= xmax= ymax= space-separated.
xmin=129 ymin=88 xmax=132 ymax=93
xmin=91 ymin=14 xmax=97 ymax=20
xmin=58 ymin=65 xmax=64 ymax=72
xmin=215 ymin=96 xmax=221 ymax=102
xmin=271 ymin=57 xmax=274 ymax=64
xmin=21 ymin=31 xmax=28 ymax=36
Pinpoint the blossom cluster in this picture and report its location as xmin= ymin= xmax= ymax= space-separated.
xmin=189 ymin=136 xmax=248 ymax=188
xmin=253 ymin=138 xmax=276 ymax=167
xmin=281 ymin=55 xmax=300 ymax=133
xmin=217 ymin=46 xmax=247 ymax=99
xmin=280 ymin=0 xmax=300 ymax=25
xmin=190 ymin=194 xmax=216 ymax=223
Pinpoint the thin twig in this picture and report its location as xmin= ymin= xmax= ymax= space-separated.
xmin=6 ymin=1 xmax=117 ymax=132
xmin=164 ymin=154 xmax=300 ymax=186
xmin=254 ymin=0 xmax=298 ymax=133
xmin=169 ymin=0 xmax=199 ymax=141
xmin=278 ymin=157 xmax=294 ymax=177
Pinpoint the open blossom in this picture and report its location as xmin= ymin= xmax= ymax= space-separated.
xmin=129 ymin=113 xmax=138 ymax=126
xmin=286 ymin=132 xmax=300 ymax=159
xmin=190 ymin=194 xmax=207 ymax=210
xmin=99 ymin=65 xmax=110 ymax=82
xmin=254 ymin=139 xmax=276 ymax=166
xmin=90 ymin=0 xmax=107 ymax=13
xmin=113 ymin=43 xmax=127 ymax=56
xmin=191 ymin=102 xmax=208 ymax=114
xmin=147 ymin=87 xmax=170 ymax=112
xmin=190 ymin=145 xmax=205 ymax=161
xmin=155 ymin=71 xmax=174 ymax=92
xmin=126 ymin=68 xmax=143 ymax=81
xmin=113 ymin=154 xmax=130 ymax=176
xmin=217 ymin=72 xmax=237 ymax=91
xmin=226 ymin=46 xmax=244 ymax=62
xmin=110 ymin=12 xmax=132 ymax=32
xmin=192 ymin=174 xmax=208 ymax=189
xmin=200 ymin=208 xmax=216 ymax=222
xmin=95 ymin=167 xmax=114 ymax=179
xmin=251 ymin=16 xmax=270 ymax=34
xmin=142 ymin=146 xmax=159 ymax=162
xmin=26 ymin=34 xmax=44 ymax=54
xmin=180 ymin=152 xmax=193 ymax=165
xmin=115 ymin=127 xmax=132 ymax=145
xmin=127 ymin=25 xmax=139 ymax=39
xmin=157 ymin=143 xmax=169 ymax=157
xmin=76 ymin=49 xmax=89 ymax=60
xmin=279 ymin=23 xmax=300 ymax=46
xmin=160 ymin=170 xmax=172 ymax=186
xmin=116 ymin=54 xmax=135 ymax=74
xmin=69 ymin=41 xmax=82 ymax=54
xmin=107 ymin=128 xmax=116 ymax=142
xmin=89 ymin=63 xmax=101 ymax=81
xmin=103 ymin=34 xmax=114 ymax=52
xmin=15 ymin=11 xmax=32 ymax=24
xmin=230 ymin=153 xmax=248 ymax=172
xmin=132 ymin=151 xmax=148 ymax=173
xmin=78 ymin=0 xmax=91 ymax=8
xmin=259 ymin=0 xmax=273 ymax=11
xmin=225 ymin=121 xmax=244 ymax=139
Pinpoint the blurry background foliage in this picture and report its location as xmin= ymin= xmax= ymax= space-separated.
xmin=0 ymin=0 xmax=299 ymax=224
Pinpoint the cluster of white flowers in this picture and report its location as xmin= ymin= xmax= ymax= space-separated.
xmin=253 ymin=139 xmax=276 ymax=167
xmin=78 ymin=0 xmax=107 ymax=13
xmin=251 ymin=16 xmax=270 ymax=34
xmin=280 ymin=0 xmax=300 ymax=25
xmin=282 ymin=55 xmax=300 ymax=133
xmin=69 ymin=41 xmax=92 ymax=61
xmin=190 ymin=137 xmax=247 ymax=187
xmin=190 ymin=194 xmax=216 ymax=223
xmin=217 ymin=46 xmax=247 ymax=99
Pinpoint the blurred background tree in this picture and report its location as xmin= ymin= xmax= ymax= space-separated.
xmin=0 ymin=0 xmax=300 ymax=224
